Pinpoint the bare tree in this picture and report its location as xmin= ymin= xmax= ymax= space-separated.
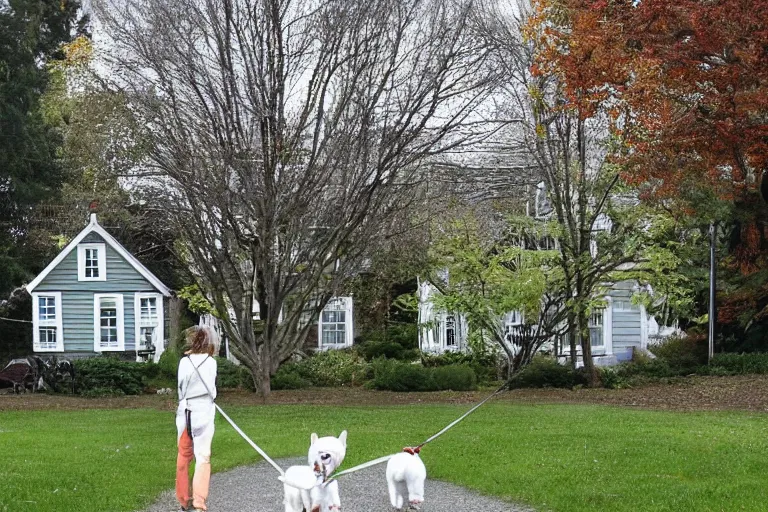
xmin=94 ymin=0 xmax=494 ymax=394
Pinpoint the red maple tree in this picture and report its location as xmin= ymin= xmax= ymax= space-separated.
xmin=528 ymin=0 xmax=768 ymax=328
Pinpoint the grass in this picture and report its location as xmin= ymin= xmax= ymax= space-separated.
xmin=1 ymin=401 xmax=767 ymax=511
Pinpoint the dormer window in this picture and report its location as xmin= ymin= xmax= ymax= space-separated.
xmin=77 ymin=243 xmax=107 ymax=281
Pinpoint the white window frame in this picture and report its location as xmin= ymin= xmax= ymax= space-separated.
xmin=613 ymin=299 xmax=638 ymax=312
xmin=134 ymin=293 xmax=164 ymax=359
xmin=32 ymin=292 xmax=63 ymax=352
xmin=77 ymin=243 xmax=107 ymax=282
xmin=318 ymin=297 xmax=354 ymax=349
xmin=94 ymin=293 xmax=125 ymax=352
xmin=589 ymin=308 xmax=605 ymax=349
xmin=590 ymin=297 xmax=613 ymax=355
xmin=445 ymin=314 xmax=457 ymax=347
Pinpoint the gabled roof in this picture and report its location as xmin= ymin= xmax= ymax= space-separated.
xmin=26 ymin=214 xmax=172 ymax=296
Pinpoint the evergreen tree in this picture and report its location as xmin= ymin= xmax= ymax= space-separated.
xmin=0 ymin=0 xmax=86 ymax=296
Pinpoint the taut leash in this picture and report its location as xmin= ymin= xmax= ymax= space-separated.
xmin=413 ymin=381 xmax=508 ymax=452
xmin=186 ymin=356 xmax=286 ymax=476
xmin=323 ymin=382 xmax=508 ymax=485
xmin=214 ymin=404 xmax=286 ymax=476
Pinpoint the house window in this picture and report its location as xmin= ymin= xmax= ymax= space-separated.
xmin=445 ymin=315 xmax=456 ymax=346
xmin=613 ymin=300 xmax=638 ymax=312
xmin=589 ymin=309 xmax=604 ymax=348
xmin=139 ymin=296 xmax=158 ymax=349
xmin=78 ymin=243 xmax=107 ymax=281
xmin=321 ymin=298 xmax=347 ymax=346
xmin=318 ymin=297 xmax=352 ymax=348
xmin=32 ymin=292 xmax=63 ymax=352
xmin=94 ymin=294 xmax=124 ymax=351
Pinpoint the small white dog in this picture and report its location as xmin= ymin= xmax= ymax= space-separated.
xmin=386 ymin=448 xmax=427 ymax=511
xmin=281 ymin=430 xmax=348 ymax=512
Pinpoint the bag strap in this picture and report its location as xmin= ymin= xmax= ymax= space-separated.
xmin=179 ymin=355 xmax=213 ymax=401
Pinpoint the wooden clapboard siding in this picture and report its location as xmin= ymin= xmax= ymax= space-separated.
xmin=34 ymin=232 xmax=155 ymax=353
xmin=35 ymin=233 xmax=155 ymax=293
xmin=609 ymin=280 xmax=643 ymax=360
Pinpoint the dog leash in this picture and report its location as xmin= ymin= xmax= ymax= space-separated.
xmin=413 ymin=381 xmax=508 ymax=452
xmin=186 ymin=356 xmax=286 ymax=476
xmin=323 ymin=382 xmax=509 ymax=484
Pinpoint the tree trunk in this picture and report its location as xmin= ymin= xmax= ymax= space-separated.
xmin=167 ymin=297 xmax=184 ymax=353
xmin=577 ymin=308 xmax=599 ymax=387
xmin=568 ymin=312 xmax=578 ymax=370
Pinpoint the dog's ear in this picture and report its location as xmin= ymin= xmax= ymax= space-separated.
xmin=311 ymin=433 xmax=319 ymax=444
xmin=338 ymin=430 xmax=347 ymax=447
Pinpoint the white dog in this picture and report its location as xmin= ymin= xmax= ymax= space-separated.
xmin=386 ymin=448 xmax=427 ymax=511
xmin=281 ymin=430 xmax=348 ymax=512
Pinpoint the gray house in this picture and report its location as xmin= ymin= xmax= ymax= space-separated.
xmin=26 ymin=214 xmax=172 ymax=362
xmin=418 ymin=278 xmax=653 ymax=366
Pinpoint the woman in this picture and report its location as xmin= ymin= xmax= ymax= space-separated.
xmin=176 ymin=326 xmax=218 ymax=511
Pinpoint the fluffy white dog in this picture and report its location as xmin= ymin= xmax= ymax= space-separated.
xmin=385 ymin=449 xmax=427 ymax=511
xmin=280 ymin=430 xmax=348 ymax=512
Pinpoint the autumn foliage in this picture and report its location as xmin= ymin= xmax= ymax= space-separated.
xmin=528 ymin=0 xmax=768 ymax=201
xmin=527 ymin=0 xmax=768 ymax=332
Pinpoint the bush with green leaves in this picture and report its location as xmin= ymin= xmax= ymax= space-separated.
xmin=157 ymin=349 xmax=181 ymax=380
xmin=216 ymin=357 xmax=254 ymax=390
xmin=507 ymin=356 xmax=587 ymax=389
xmin=368 ymin=358 xmax=438 ymax=391
xmin=271 ymin=363 xmax=312 ymax=390
xmin=301 ymin=349 xmax=369 ymax=387
xmin=355 ymin=323 xmax=420 ymax=361
xmin=356 ymin=340 xmax=420 ymax=362
xmin=432 ymin=364 xmax=477 ymax=391
xmin=599 ymin=366 xmax=631 ymax=389
xmin=706 ymin=353 xmax=768 ymax=375
xmin=421 ymin=351 xmax=498 ymax=384
xmin=74 ymin=357 xmax=147 ymax=396
xmin=648 ymin=334 xmax=708 ymax=372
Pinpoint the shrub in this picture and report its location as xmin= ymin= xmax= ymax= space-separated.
xmin=508 ymin=356 xmax=587 ymax=389
xmin=216 ymin=357 xmax=254 ymax=389
xmin=599 ymin=367 xmax=630 ymax=389
xmin=157 ymin=349 xmax=182 ymax=379
xmin=301 ymin=349 xmax=368 ymax=387
xmin=709 ymin=353 xmax=768 ymax=375
xmin=368 ymin=358 xmax=438 ymax=392
xmin=74 ymin=357 xmax=147 ymax=396
xmin=143 ymin=361 xmax=161 ymax=379
xmin=432 ymin=364 xmax=477 ymax=391
xmin=271 ymin=363 xmax=311 ymax=390
xmin=649 ymin=334 xmax=708 ymax=372
xmin=615 ymin=358 xmax=675 ymax=379
xmin=355 ymin=324 xmax=420 ymax=361
xmin=385 ymin=323 xmax=419 ymax=350
xmin=357 ymin=340 xmax=407 ymax=361
xmin=421 ymin=351 xmax=498 ymax=384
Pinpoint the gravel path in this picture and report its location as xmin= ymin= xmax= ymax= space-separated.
xmin=143 ymin=457 xmax=533 ymax=512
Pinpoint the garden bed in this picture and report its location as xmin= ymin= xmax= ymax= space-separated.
xmin=2 ymin=374 xmax=768 ymax=412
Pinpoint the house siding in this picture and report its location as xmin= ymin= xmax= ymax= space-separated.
xmin=609 ymin=281 xmax=642 ymax=361
xmin=35 ymin=232 xmax=157 ymax=353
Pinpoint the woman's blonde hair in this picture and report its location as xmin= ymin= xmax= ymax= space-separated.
xmin=185 ymin=325 xmax=220 ymax=356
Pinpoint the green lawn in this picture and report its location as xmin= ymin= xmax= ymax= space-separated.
xmin=1 ymin=401 xmax=766 ymax=512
